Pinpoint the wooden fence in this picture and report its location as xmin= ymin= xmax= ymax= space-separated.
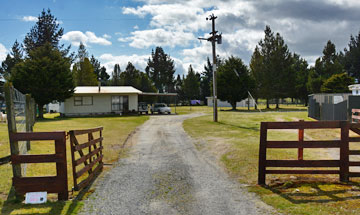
xmin=258 ymin=121 xmax=350 ymax=185
xmin=69 ymin=127 xmax=103 ymax=191
xmin=9 ymin=131 xmax=68 ymax=200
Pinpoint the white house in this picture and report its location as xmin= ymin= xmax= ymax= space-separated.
xmin=60 ymin=86 xmax=142 ymax=116
xmin=349 ymin=84 xmax=360 ymax=95
xmin=206 ymin=97 xmax=255 ymax=108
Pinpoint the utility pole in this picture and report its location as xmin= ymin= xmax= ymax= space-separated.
xmin=199 ymin=14 xmax=222 ymax=122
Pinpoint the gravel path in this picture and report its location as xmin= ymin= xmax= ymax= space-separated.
xmin=80 ymin=114 xmax=276 ymax=215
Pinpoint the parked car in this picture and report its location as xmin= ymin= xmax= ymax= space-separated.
xmin=151 ymin=103 xmax=171 ymax=114
xmin=138 ymin=102 xmax=148 ymax=114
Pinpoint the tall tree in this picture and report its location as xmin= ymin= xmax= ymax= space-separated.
xmin=146 ymin=47 xmax=176 ymax=93
xmin=0 ymin=40 xmax=23 ymax=80
xmin=217 ymin=56 xmax=254 ymax=110
xmin=72 ymin=43 xmax=97 ymax=86
xmin=250 ymin=46 xmax=264 ymax=106
xmin=23 ymin=9 xmax=69 ymax=55
xmin=120 ymin=62 xmax=141 ymax=87
xmin=252 ymin=26 xmax=293 ymax=108
xmin=99 ymin=66 xmax=110 ymax=85
xmin=292 ymin=53 xmax=310 ymax=105
xmin=11 ymin=43 xmax=74 ymax=118
xmin=308 ymin=40 xmax=344 ymax=93
xmin=90 ymin=55 xmax=101 ymax=78
xmin=200 ymin=58 xmax=213 ymax=104
xmin=111 ymin=64 xmax=121 ymax=86
xmin=183 ymin=65 xmax=200 ymax=103
xmin=344 ymin=31 xmax=360 ymax=80
xmin=73 ymin=57 xmax=97 ymax=86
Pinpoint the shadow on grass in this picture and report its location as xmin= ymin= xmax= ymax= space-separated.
xmin=217 ymin=121 xmax=259 ymax=132
xmin=1 ymin=171 xmax=101 ymax=215
xmin=220 ymin=108 xmax=307 ymax=113
xmin=36 ymin=113 xmax=143 ymax=122
xmin=263 ymin=180 xmax=360 ymax=204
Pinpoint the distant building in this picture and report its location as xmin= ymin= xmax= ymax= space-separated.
xmin=206 ymin=97 xmax=255 ymax=108
xmin=60 ymin=86 xmax=141 ymax=116
xmin=348 ymin=84 xmax=360 ymax=95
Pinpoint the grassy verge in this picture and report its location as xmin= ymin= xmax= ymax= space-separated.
xmin=183 ymin=110 xmax=360 ymax=215
xmin=0 ymin=113 xmax=148 ymax=215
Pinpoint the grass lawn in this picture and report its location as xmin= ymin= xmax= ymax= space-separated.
xmin=183 ymin=109 xmax=360 ymax=215
xmin=0 ymin=113 xmax=149 ymax=215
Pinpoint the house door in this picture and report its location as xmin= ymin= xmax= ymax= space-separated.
xmin=111 ymin=96 xmax=129 ymax=112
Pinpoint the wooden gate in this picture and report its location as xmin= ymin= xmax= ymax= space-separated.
xmin=69 ymin=127 xmax=103 ymax=191
xmin=9 ymin=131 xmax=68 ymax=200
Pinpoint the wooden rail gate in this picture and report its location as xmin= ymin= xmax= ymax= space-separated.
xmin=10 ymin=131 xmax=68 ymax=200
xmin=258 ymin=120 xmax=360 ymax=185
xmin=69 ymin=127 xmax=104 ymax=191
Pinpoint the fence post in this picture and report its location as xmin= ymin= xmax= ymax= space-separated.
xmin=55 ymin=132 xmax=68 ymax=200
xmin=4 ymin=83 xmax=23 ymax=199
xmin=340 ymin=121 xmax=349 ymax=182
xmin=298 ymin=120 xmax=304 ymax=160
xmin=69 ymin=131 xmax=78 ymax=192
xmin=258 ymin=122 xmax=267 ymax=185
xmin=25 ymin=94 xmax=32 ymax=151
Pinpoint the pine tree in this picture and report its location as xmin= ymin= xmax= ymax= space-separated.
xmin=146 ymin=47 xmax=176 ymax=93
xmin=99 ymin=66 xmax=110 ymax=85
xmin=183 ymin=65 xmax=200 ymax=103
xmin=73 ymin=57 xmax=98 ymax=86
xmin=111 ymin=64 xmax=121 ymax=86
xmin=321 ymin=73 xmax=354 ymax=93
xmin=11 ymin=43 xmax=74 ymax=118
xmin=200 ymin=58 xmax=213 ymax=103
xmin=344 ymin=31 xmax=360 ymax=80
xmin=217 ymin=56 xmax=254 ymax=110
xmin=120 ymin=62 xmax=141 ymax=87
xmin=23 ymin=9 xmax=67 ymax=54
xmin=0 ymin=40 xmax=23 ymax=80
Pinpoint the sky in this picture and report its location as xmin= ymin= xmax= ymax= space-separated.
xmin=1 ymin=0 xmax=360 ymax=76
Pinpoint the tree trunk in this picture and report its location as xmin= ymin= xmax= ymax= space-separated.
xmin=266 ymin=99 xmax=270 ymax=109
xmin=38 ymin=104 xmax=44 ymax=119
xmin=276 ymin=98 xmax=279 ymax=109
xmin=231 ymin=101 xmax=236 ymax=110
xmin=304 ymin=98 xmax=308 ymax=107
xmin=255 ymin=98 xmax=258 ymax=110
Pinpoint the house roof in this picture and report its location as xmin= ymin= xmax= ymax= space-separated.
xmin=74 ymin=86 xmax=142 ymax=94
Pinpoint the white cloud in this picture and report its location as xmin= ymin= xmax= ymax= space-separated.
xmin=22 ymin=16 xmax=37 ymax=22
xmin=62 ymin=31 xmax=112 ymax=46
xmin=0 ymin=43 xmax=7 ymax=62
xmin=103 ymin=34 xmax=111 ymax=39
xmin=133 ymin=25 xmax=139 ymax=30
xmin=119 ymin=29 xmax=194 ymax=48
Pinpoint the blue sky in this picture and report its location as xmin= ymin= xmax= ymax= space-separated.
xmin=1 ymin=0 xmax=360 ymax=76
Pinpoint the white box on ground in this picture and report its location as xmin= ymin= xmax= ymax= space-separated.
xmin=25 ymin=192 xmax=47 ymax=204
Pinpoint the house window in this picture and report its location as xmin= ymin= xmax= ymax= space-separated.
xmin=74 ymin=96 xmax=93 ymax=106
xmin=111 ymin=96 xmax=129 ymax=111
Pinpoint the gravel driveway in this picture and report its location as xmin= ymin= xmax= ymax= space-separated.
xmin=80 ymin=114 xmax=276 ymax=215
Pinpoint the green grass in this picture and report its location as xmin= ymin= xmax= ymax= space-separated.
xmin=183 ymin=110 xmax=360 ymax=215
xmin=0 ymin=113 xmax=149 ymax=215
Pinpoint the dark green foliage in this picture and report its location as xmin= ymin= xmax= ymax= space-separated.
xmin=23 ymin=9 xmax=66 ymax=55
xmin=217 ymin=56 xmax=254 ymax=110
xmin=292 ymin=54 xmax=310 ymax=105
xmin=321 ymin=72 xmax=354 ymax=93
xmin=344 ymin=31 xmax=360 ymax=80
xmin=183 ymin=65 xmax=200 ymax=101
xmin=250 ymin=26 xmax=293 ymax=108
xmin=99 ymin=66 xmax=110 ymax=85
xmin=111 ymin=64 xmax=121 ymax=86
xmin=119 ymin=62 xmax=156 ymax=92
xmin=73 ymin=57 xmax=98 ymax=86
xmin=146 ymin=47 xmax=175 ymax=93
xmin=200 ymin=58 xmax=213 ymax=103
xmin=0 ymin=40 xmax=23 ymax=80
xmin=307 ymin=41 xmax=344 ymax=93
xmin=11 ymin=43 xmax=74 ymax=116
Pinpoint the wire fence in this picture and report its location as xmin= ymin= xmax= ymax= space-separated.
xmin=12 ymin=87 xmax=27 ymax=175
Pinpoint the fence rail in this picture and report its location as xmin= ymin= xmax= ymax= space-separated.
xmin=69 ymin=127 xmax=103 ymax=191
xmin=258 ymin=120 xmax=350 ymax=185
xmin=9 ymin=131 xmax=68 ymax=200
